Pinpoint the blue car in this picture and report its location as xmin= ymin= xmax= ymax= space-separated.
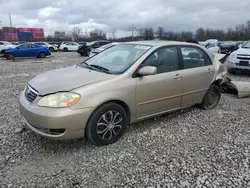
xmin=4 ymin=43 xmax=51 ymax=60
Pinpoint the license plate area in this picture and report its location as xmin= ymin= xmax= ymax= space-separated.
xmin=239 ymin=61 xmax=249 ymax=66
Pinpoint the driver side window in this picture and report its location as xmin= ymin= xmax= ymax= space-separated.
xmin=19 ymin=44 xmax=30 ymax=49
xmin=142 ymin=47 xmax=179 ymax=74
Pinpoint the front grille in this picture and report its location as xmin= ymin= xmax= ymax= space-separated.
xmin=25 ymin=86 xmax=38 ymax=102
xmin=237 ymin=57 xmax=250 ymax=60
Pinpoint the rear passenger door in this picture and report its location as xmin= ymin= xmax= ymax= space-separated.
xmin=30 ymin=44 xmax=40 ymax=56
xmin=179 ymin=46 xmax=214 ymax=107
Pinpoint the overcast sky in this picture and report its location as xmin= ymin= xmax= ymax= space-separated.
xmin=0 ymin=0 xmax=250 ymax=37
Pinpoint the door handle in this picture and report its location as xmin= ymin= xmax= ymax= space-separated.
xmin=207 ymin=68 xmax=214 ymax=74
xmin=174 ymin=74 xmax=183 ymax=80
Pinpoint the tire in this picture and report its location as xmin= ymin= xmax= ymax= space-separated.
xmin=228 ymin=69 xmax=236 ymax=74
xmin=38 ymin=52 xmax=46 ymax=58
xmin=86 ymin=50 xmax=90 ymax=57
xmin=49 ymin=47 xmax=55 ymax=52
xmin=63 ymin=48 xmax=68 ymax=52
xmin=6 ymin=53 xmax=15 ymax=60
xmin=86 ymin=103 xmax=128 ymax=146
xmin=199 ymin=85 xmax=221 ymax=110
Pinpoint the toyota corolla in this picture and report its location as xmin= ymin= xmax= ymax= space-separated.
xmin=19 ymin=41 xmax=226 ymax=145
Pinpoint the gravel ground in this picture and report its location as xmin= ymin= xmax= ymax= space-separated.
xmin=0 ymin=53 xmax=250 ymax=188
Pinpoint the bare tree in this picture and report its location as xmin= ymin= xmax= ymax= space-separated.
xmin=145 ymin=27 xmax=154 ymax=40
xmin=71 ymin=26 xmax=82 ymax=41
xmin=138 ymin=28 xmax=145 ymax=39
xmin=89 ymin=29 xmax=107 ymax=40
xmin=156 ymin=26 xmax=165 ymax=39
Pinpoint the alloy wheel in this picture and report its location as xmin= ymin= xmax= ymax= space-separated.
xmin=206 ymin=87 xmax=219 ymax=109
xmin=96 ymin=111 xmax=123 ymax=141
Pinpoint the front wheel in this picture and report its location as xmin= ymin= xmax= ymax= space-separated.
xmin=6 ymin=53 xmax=15 ymax=60
xmin=63 ymin=48 xmax=68 ymax=52
xmin=86 ymin=103 xmax=128 ymax=146
xmin=38 ymin=52 xmax=46 ymax=58
xmin=199 ymin=85 xmax=221 ymax=110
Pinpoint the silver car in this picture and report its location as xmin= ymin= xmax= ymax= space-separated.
xmin=19 ymin=41 xmax=226 ymax=145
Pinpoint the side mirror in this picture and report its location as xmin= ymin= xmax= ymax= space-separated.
xmin=138 ymin=66 xmax=157 ymax=76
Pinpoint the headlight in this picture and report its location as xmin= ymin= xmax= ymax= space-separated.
xmin=38 ymin=92 xmax=80 ymax=108
xmin=230 ymin=53 xmax=236 ymax=59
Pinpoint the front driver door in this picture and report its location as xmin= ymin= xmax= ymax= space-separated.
xmin=16 ymin=43 xmax=30 ymax=57
xmin=135 ymin=46 xmax=183 ymax=119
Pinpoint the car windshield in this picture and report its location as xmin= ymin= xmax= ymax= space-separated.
xmin=242 ymin=41 xmax=250 ymax=48
xmin=5 ymin=42 xmax=12 ymax=45
xmin=81 ymin=44 xmax=151 ymax=74
xmin=222 ymin=42 xmax=234 ymax=45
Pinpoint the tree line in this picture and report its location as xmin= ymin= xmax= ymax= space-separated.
xmin=46 ymin=20 xmax=250 ymax=42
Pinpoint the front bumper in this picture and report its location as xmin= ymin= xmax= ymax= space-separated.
xmin=19 ymin=90 xmax=94 ymax=140
xmin=227 ymin=60 xmax=250 ymax=71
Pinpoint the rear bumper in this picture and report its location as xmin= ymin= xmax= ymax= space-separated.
xmin=19 ymin=90 xmax=94 ymax=140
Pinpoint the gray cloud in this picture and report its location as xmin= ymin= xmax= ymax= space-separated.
xmin=0 ymin=0 xmax=250 ymax=37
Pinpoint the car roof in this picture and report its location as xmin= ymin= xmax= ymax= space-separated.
xmin=124 ymin=40 xmax=202 ymax=48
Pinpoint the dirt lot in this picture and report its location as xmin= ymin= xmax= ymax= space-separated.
xmin=0 ymin=52 xmax=250 ymax=188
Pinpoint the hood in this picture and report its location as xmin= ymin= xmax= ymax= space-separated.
xmin=4 ymin=45 xmax=16 ymax=50
xmin=234 ymin=48 xmax=250 ymax=55
xmin=9 ymin=45 xmax=16 ymax=48
xmin=29 ymin=65 xmax=116 ymax=95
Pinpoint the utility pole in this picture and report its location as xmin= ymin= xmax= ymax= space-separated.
xmin=9 ymin=13 xmax=13 ymax=41
xmin=130 ymin=24 xmax=136 ymax=41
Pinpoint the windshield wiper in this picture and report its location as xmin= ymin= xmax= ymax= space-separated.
xmin=89 ymin=64 xmax=111 ymax=73
xmin=79 ymin=62 xmax=116 ymax=74
xmin=79 ymin=62 xmax=91 ymax=68
xmin=81 ymin=62 xmax=89 ymax=67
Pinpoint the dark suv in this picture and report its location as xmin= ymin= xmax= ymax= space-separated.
xmin=77 ymin=40 xmax=110 ymax=56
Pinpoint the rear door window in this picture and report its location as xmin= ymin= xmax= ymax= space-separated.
xmin=180 ymin=47 xmax=211 ymax=69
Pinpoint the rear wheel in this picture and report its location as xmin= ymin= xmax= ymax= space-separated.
xmin=6 ymin=53 xmax=15 ymax=60
xmin=199 ymin=85 xmax=221 ymax=110
xmin=49 ymin=47 xmax=55 ymax=52
xmin=39 ymin=52 xmax=46 ymax=58
xmin=86 ymin=103 xmax=128 ymax=146
xmin=63 ymin=48 xmax=68 ymax=52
